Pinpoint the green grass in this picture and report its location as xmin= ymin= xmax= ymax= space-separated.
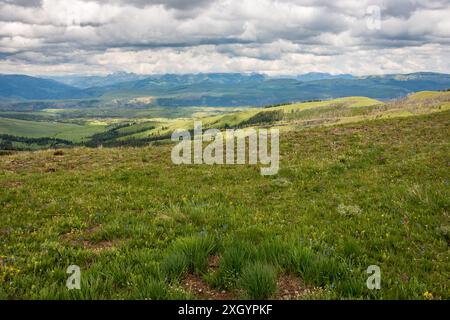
xmin=2 ymin=92 xmax=447 ymax=148
xmin=163 ymin=236 xmax=216 ymax=277
xmin=161 ymin=251 xmax=189 ymax=282
xmin=107 ymin=92 xmax=448 ymax=143
xmin=210 ymin=240 xmax=256 ymax=289
xmin=114 ymin=97 xmax=380 ymax=141
xmin=239 ymin=262 xmax=277 ymax=299
xmin=0 ymin=109 xmax=448 ymax=300
xmin=0 ymin=117 xmax=106 ymax=142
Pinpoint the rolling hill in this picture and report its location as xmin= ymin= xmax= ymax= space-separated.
xmin=85 ymin=91 xmax=449 ymax=147
xmin=0 ymin=85 xmax=448 ymax=299
xmin=2 ymin=91 xmax=449 ymax=150
xmin=0 ymin=109 xmax=448 ymax=299
xmin=0 ymin=117 xmax=106 ymax=142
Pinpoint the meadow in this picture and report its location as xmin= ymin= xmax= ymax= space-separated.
xmin=0 ymin=103 xmax=448 ymax=299
xmin=0 ymin=117 xmax=106 ymax=142
xmin=1 ymin=90 xmax=448 ymax=149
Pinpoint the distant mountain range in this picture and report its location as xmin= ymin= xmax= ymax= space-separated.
xmin=44 ymin=72 xmax=149 ymax=89
xmin=0 ymin=74 xmax=91 ymax=100
xmin=1 ymin=72 xmax=450 ymax=106
xmin=275 ymin=72 xmax=355 ymax=81
xmin=47 ymin=72 xmax=353 ymax=88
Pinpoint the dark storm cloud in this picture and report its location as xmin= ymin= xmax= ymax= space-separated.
xmin=381 ymin=0 xmax=418 ymax=18
xmin=86 ymin=0 xmax=214 ymax=11
xmin=0 ymin=0 xmax=42 ymax=7
xmin=381 ymin=0 xmax=450 ymax=18
xmin=133 ymin=0 xmax=213 ymax=10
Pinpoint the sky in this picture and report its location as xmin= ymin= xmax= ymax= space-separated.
xmin=0 ymin=0 xmax=449 ymax=76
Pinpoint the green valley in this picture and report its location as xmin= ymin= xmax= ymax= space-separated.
xmin=0 ymin=90 xmax=449 ymax=299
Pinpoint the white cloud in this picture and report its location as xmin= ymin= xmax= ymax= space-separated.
xmin=0 ymin=0 xmax=449 ymax=75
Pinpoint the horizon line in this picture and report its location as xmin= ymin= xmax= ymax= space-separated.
xmin=1 ymin=70 xmax=449 ymax=78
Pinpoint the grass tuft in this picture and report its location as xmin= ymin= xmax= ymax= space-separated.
xmin=239 ymin=262 xmax=277 ymax=299
xmin=162 ymin=236 xmax=216 ymax=281
xmin=161 ymin=252 xmax=188 ymax=282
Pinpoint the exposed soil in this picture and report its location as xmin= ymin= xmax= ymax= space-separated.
xmin=61 ymin=224 xmax=117 ymax=253
xmin=182 ymin=274 xmax=235 ymax=300
xmin=79 ymin=240 xmax=115 ymax=252
xmin=0 ymin=180 xmax=23 ymax=188
xmin=275 ymin=274 xmax=318 ymax=300
xmin=208 ymin=255 xmax=220 ymax=270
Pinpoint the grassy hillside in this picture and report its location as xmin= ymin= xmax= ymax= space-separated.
xmin=1 ymin=91 xmax=449 ymax=150
xmin=110 ymin=97 xmax=381 ymax=142
xmin=0 ymin=110 xmax=448 ymax=299
xmin=0 ymin=117 xmax=106 ymax=142
xmin=108 ymin=92 xmax=449 ymax=144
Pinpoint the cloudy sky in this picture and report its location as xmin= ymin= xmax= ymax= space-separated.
xmin=0 ymin=0 xmax=449 ymax=76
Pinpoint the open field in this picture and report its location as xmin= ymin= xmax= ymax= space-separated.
xmin=2 ymin=0 xmax=450 ymax=305
xmin=106 ymin=92 xmax=450 ymax=143
xmin=0 ymin=117 xmax=106 ymax=142
xmin=2 ymin=91 xmax=449 ymax=150
xmin=0 ymin=110 xmax=448 ymax=299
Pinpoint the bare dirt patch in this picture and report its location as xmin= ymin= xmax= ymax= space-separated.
xmin=208 ymin=255 xmax=220 ymax=270
xmin=61 ymin=225 xmax=118 ymax=253
xmin=63 ymin=237 xmax=117 ymax=253
xmin=182 ymin=274 xmax=235 ymax=300
xmin=0 ymin=180 xmax=23 ymax=188
xmin=79 ymin=240 xmax=116 ymax=252
xmin=275 ymin=274 xmax=319 ymax=300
